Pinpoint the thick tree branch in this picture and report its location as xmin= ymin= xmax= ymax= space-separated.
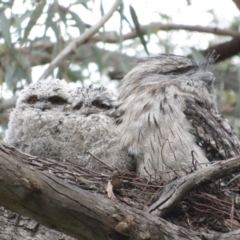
xmin=0 ymin=141 xmax=211 ymax=240
xmin=0 ymin=141 xmax=240 ymax=239
xmin=148 ymin=156 xmax=240 ymax=217
xmin=39 ymin=0 xmax=123 ymax=80
xmin=201 ymin=38 xmax=240 ymax=63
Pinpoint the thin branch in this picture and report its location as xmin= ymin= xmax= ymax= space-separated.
xmin=90 ymin=23 xmax=240 ymax=43
xmin=38 ymin=0 xmax=123 ymax=80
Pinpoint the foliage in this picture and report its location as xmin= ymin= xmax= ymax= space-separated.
xmin=0 ymin=0 xmax=240 ymax=136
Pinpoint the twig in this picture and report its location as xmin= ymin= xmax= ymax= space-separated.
xmin=38 ymin=0 xmax=122 ymax=80
xmin=86 ymin=151 xmax=114 ymax=171
xmin=138 ymin=179 xmax=150 ymax=197
xmin=143 ymin=187 xmax=162 ymax=211
xmin=231 ymin=197 xmax=235 ymax=231
xmin=161 ymin=139 xmax=180 ymax=178
xmin=225 ymin=173 xmax=240 ymax=187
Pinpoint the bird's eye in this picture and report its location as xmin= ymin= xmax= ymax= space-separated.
xmin=73 ymin=102 xmax=83 ymax=110
xmin=91 ymin=100 xmax=110 ymax=110
xmin=28 ymin=96 xmax=38 ymax=104
xmin=48 ymin=96 xmax=67 ymax=105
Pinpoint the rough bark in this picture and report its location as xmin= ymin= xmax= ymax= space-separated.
xmin=0 ymin=142 xmax=202 ymax=239
xmin=0 ymin=207 xmax=76 ymax=240
xmin=0 ymin=142 xmax=240 ymax=239
xmin=148 ymin=156 xmax=240 ymax=217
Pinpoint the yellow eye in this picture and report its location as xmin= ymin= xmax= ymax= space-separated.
xmin=28 ymin=96 xmax=38 ymax=104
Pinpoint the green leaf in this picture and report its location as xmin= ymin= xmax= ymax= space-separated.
xmin=49 ymin=20 xmax=60 ymax=43
xmin=67 ymin=67 xmax=84 ymax=82
xmin=0 ymin=11 xmax=13 ymax=49
xmin=51 ymin=33 xmax=62 ymax=59
xmin=22 ymin=0 xmax=47 ymax=43
xmin=71 ymin=0 xmax=92 ymax=10
xmin=118 ymin=3 xmax=133 ymax=30
xmin=91 ymin=47 xmax=104 ymax=75
xmin=0 ymin=1 xmax=14 ymax=8
xmin=189 ymin=48 xmax=205 ymax=62
xmin=129 ymin=5 xmax=149 ymax=55
xmin=4 ymin=63 xmax=15 ymax=90
xmin=58 ymin=4 xmax=67 ymax=27
xmin=158 ymin=13 xmax=171 ymax=21
xmin=14 ymin=65 xmax=27 ymax=80
xmin=44 ymin=1 xmax=58 ymax=36
xmin=68 ymin=9 xmax=86 ymax=34
xmin=17 ymin=54 xmax=32 ymax=84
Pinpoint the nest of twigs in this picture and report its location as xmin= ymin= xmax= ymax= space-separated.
xmin=23 ymin=152 xmax=240 ymax=234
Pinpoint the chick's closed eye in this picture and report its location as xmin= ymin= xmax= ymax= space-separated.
xmin=48 ymin=96 xmax=67 ymax=105
xmin=91 ymin=100 xmax=110 ymax=110
xmin=28 ymin=95 xmax=38 ymax=104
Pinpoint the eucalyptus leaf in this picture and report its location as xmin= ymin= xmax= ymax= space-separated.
xmin=190 ymin=48 xmax=205 ymax=62
xmin=68 ymin=9 xmax=86 ymax=34
xmin=22 ymin=0 xmax=47 ymax=43
xmin=91 ymin=46 xmax=103 ymax=75
xmin=0 ymin=11 xmax=13 ymax=49
xmin=71 ymin=0 xmax=92 ymax=10
xmin=4 ymin=63 xmax=15 ymax=90
xmin=67 ymin=67 xmax=83 ymax=82
xmin=129 ymin=5 xmax=149 ymax=55
xmin=44 ymin=1 xmax=57 ymax=36
xmin=49 ymin=20 xmax=60 ymax=43
xmin=58 ymin=5 xmax=67 ymax=27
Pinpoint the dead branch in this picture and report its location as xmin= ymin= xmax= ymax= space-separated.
xmin=148 ymin=156 xmax=240 ymax=217
xmin=1 ymin=141 xmax=240 ymax=239
xmin=0 ymin=141 xmax=206 ymax=239
xmin=39 ymin=0 xmax=123 ymax=80
xmin=90 ymin=23 xmax=240 ymax=43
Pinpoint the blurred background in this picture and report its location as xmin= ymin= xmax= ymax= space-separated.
xmin=0 ymin=0 xmax=240 ymax=139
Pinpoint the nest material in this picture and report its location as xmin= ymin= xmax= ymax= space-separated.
xmin=22 ymin=152 xmax=240 ymax=234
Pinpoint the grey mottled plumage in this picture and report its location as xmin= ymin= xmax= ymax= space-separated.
xmin=117 ymin=55 xmax=240 ymax=179
xmin=60 ymin=84 xmax=133 ymax=172
xmin=4 ymin=79 xmax=72 ymax=158
xmin=4 ymin=80 xmax=132 ymax=173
